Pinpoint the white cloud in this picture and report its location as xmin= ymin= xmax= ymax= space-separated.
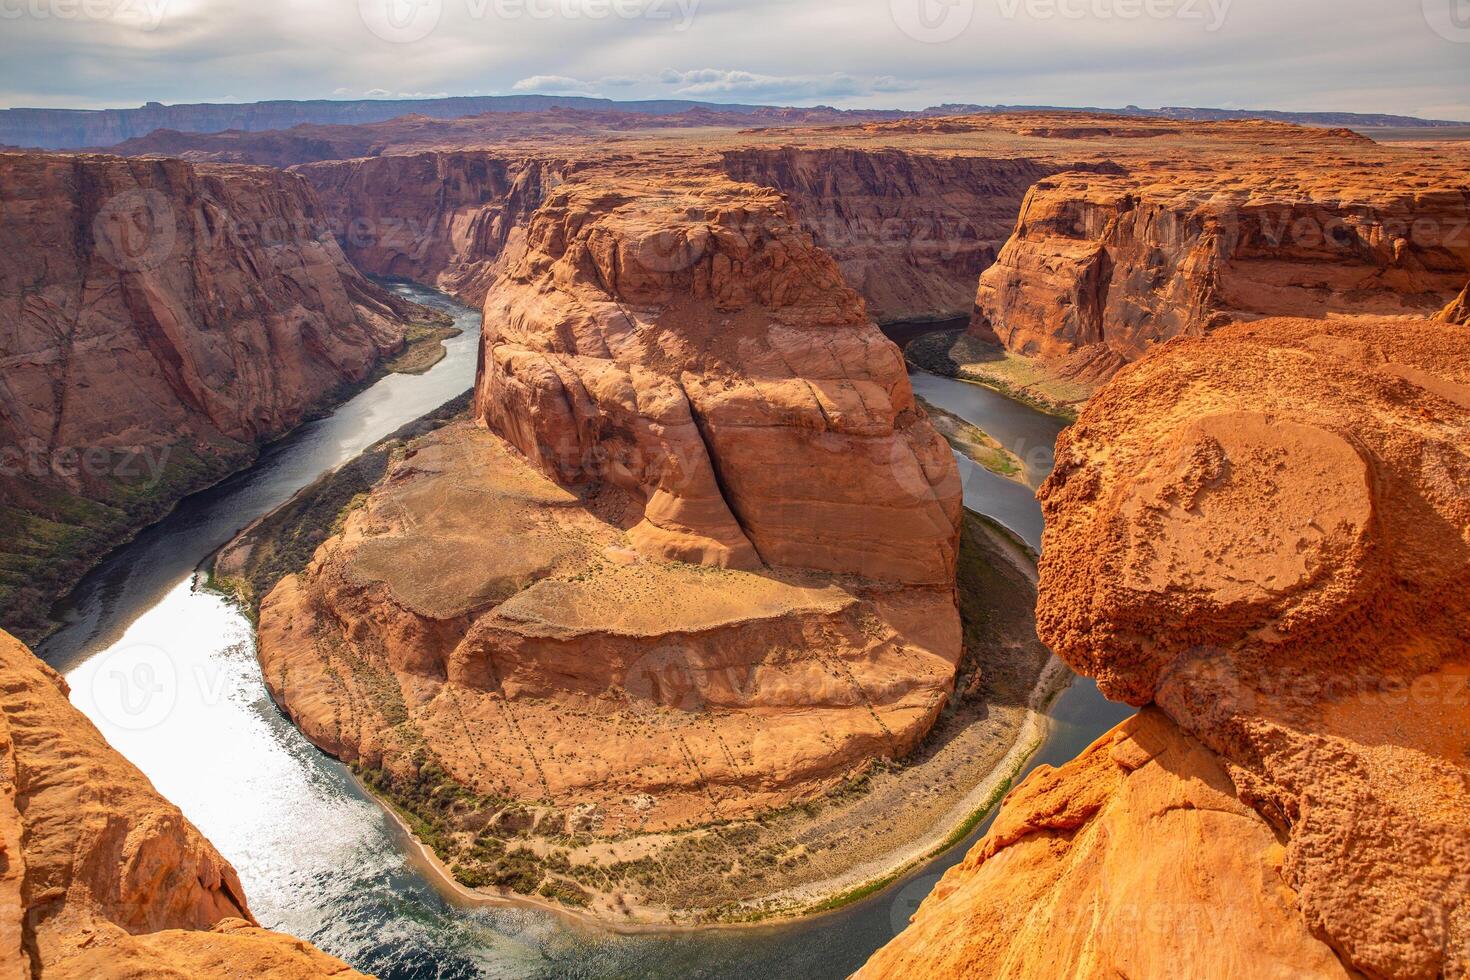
xmin=511 ymin=75 xmax=601 ymax=96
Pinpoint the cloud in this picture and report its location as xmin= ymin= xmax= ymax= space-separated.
xmin=657 ymin=69 xmax=915 ymax=101
xmin=511 ymin=75 xmax=601 ymax=96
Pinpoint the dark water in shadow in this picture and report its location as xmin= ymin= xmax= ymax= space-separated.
xmin=39 ymin=286 xmax=1131 ymax=978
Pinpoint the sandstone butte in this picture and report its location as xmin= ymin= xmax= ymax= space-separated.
xmin=0 ymin=628 xmax=364 ymax=978
xmin=858 ymin=312 xmax=1470 ymax=980
xmin=255 ymin=173 xmax=964 ymax=848
xmin=0 ymin=152 xmax=436 ymax=643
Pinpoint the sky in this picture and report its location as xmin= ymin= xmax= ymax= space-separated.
xmin=0 ymin=0 xmax=1468 ymax=120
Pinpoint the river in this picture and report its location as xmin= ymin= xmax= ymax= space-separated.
xmin=39 ymin=288 xmax=1130 ymax=979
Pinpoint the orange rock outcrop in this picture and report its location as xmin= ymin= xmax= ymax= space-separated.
xmin=0 ymin=629 xmax=365 ymax=978
xmin=1441 ymin=279 xmax=1469 ymax=324
xmin=255 ymin=174 xmax=963 ymax=838
xmin=862 ymin=315 xmax=1470 ymax=979
xmin=0 ymin=151 xmax=427 ymax=641
xmin=974 ymin=167 xmax=1470 ymax=379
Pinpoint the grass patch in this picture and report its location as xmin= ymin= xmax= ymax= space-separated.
xmin=907 ymin=330 xmax=1083 ymax=421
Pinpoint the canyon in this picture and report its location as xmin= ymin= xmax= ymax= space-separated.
xmin=0 ymin=103 xmax=1466 ymax=975
xmin=861 ymin=310 xmax=1470 ymax=979
xmin=0 ymin=628 xmax=363 ymax=977
xmin=0 ymin=152 xmax=442 ymax=643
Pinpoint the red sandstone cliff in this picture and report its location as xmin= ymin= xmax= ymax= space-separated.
xmin=0 ymin=629 xmax=365 ymax=977
xmin=0 ymin=151 xmax=427 ymax=641
xmin=721 ymin=147 xmax=1118 ymax=324
xmin=295 ymin=152 xmax=579 ymax=303
xmin=860 ymin=316 xmax=1470 ymax=979
xmin=973 ymin=171 xmax=1470 ymax=379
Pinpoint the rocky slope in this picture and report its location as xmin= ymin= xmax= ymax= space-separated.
xmin=973 ymin=167 xmax=1470 ymax=380
xmin=0 ymin=629 xmax=364 ymax=977
xmin=1441 ymin=278 xmax=1469 ymax=324
xmin=296 ymin=152 xmax=578 ymax=303
xmin=722 ymin=147 xmax=1117 ymax=323
xmin=861 ymin=315 xmax=1470 ymax=978
xmin=0 ymin=151 xmax=430 ymax=642
xmin=254 ymin=175 xmax=964 ymax=903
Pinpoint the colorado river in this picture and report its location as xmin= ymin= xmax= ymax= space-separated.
xmin=40 ymin=287 xmax=1130 ymax=979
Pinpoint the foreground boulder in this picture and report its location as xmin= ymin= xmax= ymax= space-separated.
xmin=861 ymin=316 xmax=1470 ymax=979
xmin=256 ymin=175 xmax=963 ymax=905
xmin=0 ymin=152 xmax=432 ymax=642
xmin=0 ymin=629 xmax=364 ymax=978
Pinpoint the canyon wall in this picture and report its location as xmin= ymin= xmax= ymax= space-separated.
xmin=0 ymin=629 xmax=364 ymax=977
xmin=296 ymin=152 xmax=578 ymax=304
xmin=721 ymin=147 xmax=1116 ymax=323
xmin=862 ymin=315 xmax=1470 ymax=979
xmin=0 ymin=151 xmax=425 ymax=642
xmin=973 ymin=171 xmax=1470 ymax=379
xmin=255 ymin=174 xmax=964 ymax=842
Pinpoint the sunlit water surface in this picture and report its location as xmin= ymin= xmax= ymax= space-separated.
xmin=42 ymin=291 xmax=1130 ymax=978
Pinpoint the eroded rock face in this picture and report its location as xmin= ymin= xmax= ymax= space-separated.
xmin=0 ymin=151 xmax=423 ymax=641
xmin=865 ymin=316 xmax=1470 ymax=979
xmin=856 ymin=709 xmax=1351 ymax=980
xmin=974 ymin=171 xmax=1470 ymax=379
xmin=297 ymin=152 xmax=576 ymax=303
xmin=475 ymin=176 xmax=960 ymax=582
xmin=1441 ymin=279 xmax=1470 ymax=324
xmin=0 ymin=629 xmax=364 ymax=978
xmin=721 ymin=148 xmax=1115 ymax=323
xmin=257 ymin=175 xmax=963 ymax=837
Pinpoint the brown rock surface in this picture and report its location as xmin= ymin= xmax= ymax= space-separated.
xmin=295 ymin=152 xmax=577 ymax=304
xmin=0 ymin=151 xmax=428 ymax=642
xmin=865 ymin=315 xmax=1470 ymax=979
xmin=974 ymin=167 xmax=1470 ymax=379
xmin=1441 ymin=279 xmax=1470 ymax=324
xmin=0 ymin=629 xmax=364 ymax=978
xmin=475 ymin=175 xmax=961 ymax=581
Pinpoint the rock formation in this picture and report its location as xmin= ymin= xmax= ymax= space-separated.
xmin=0 ymin=151 xmax=429 ymax=642
xmin=973 ymin=169 xmax=1470 ymax=379
xmin=1441 ymin=278 xmax=1469 ymax=324
xmin=722 ymin=147 xmax=1119 ymax=323
xmin=296 ymin=152 xmax=576 ymax=303
xmin=862 ymin=315 xmax=1470 ymax=979
xmin=255 ymin=175 xmax=963 ymax=842
xmin=0 ymin=629 xmax=364 ymax=977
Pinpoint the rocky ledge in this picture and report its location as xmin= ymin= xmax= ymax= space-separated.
xmin=0 ymin=629 xmax=363 ymax=977
xmin=862 ymin=314 xmax=1470 ymax=979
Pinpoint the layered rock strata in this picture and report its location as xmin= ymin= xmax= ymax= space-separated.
xmin=974 ymin=171 xmax=1470 ymax=379
xmin=295 ymin=152 xmax=577 ymax=303
xmin=862 ymin=316 xmax=1470 ymax=979
xmin=722 ymin=147 xmax=1118 ymax=323
xmin=257 ymin=175 xmax=963 ymax=838
xmin=0 ymin=629 xmax=364 ymax=978
xmin=0 ymin=151 xmax=427 ymax=641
